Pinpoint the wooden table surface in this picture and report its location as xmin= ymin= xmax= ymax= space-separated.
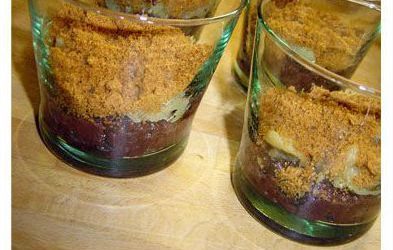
xmin=12 ymin=0 xmax=381 ymax=249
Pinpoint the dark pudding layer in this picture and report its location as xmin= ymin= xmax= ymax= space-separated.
xmin=41 ymin=92 xmax=203 ymax=159
xmin=239 ymin=138 xmax=380 ymax=224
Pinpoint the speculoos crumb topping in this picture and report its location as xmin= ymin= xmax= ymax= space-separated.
xmin=264 ymin=0 xmax=368 ymax=73
xmin=47 ymin=3 xmax=212 ymax=119
xmin=258 ymin=86 xmax=380 ymax=198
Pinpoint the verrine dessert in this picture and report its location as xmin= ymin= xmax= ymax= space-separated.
xmin=30 ymin=0 xmax=246 ymax=177
xmin=232 ymin=0 xmax=381 ymax=244
xmin=240 ymin=86 xmax=380 ymax=222
xmin=233 ymin=0 xmax=380 ymax=90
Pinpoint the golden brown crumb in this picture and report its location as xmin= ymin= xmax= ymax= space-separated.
xmin=264 ymin=0 xmax=367 ymax=73
xmin=258 ymin=86 xmax=380 ymax=197
xmin=47 ymin=3 xmax=212 ymax=119
xmin=275 ymin=165 xmax=315 ymax=198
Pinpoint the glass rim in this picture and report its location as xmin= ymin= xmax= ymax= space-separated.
xmin=63 ymin=0 xmax=248 ymax=26
xmin=258 ymin=0 xmax=381 ymax=97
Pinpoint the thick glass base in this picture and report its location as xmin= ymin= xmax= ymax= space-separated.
xmin=39 ymin=118 xmax=188 ymax=178
xmin=231 ymin=163 xmax=376 ymax=245
xmin=232 ymin=59 xmax=249 ymax=94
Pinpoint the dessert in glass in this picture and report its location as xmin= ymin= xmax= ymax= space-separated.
xmin=29 ymin=0 xmax=246 ymax=177
xmin=233 ymin=0 xmax=380 ymax=91
xmin=232 ymin=0 xmax=381 ymax=244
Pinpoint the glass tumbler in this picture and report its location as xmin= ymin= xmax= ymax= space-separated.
xmin=232 ymin=0 xmax=381 ymax=245
xmin=29 ymin=0 xmax=246 ymax=177
xmin=233 ymin=0 xmax=380 ymax=91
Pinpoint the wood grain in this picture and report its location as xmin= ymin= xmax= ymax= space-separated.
xmin=12 ymin=0 xmax=380 ymax=249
